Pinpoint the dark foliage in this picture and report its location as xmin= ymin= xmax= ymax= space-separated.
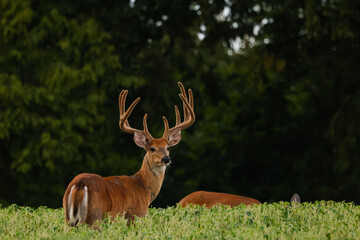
xmin=0 ymin=0 xmax=359 ymax=208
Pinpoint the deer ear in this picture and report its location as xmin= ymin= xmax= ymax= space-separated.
xmin=168 ymin=128 xmax=182 ymax=147
xmin=134 ymin=131 xmax=148 ymax=149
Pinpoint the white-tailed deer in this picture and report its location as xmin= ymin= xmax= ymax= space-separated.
xmin=179 ymin=191 xmax=301 ymax=208
xmin=178 ymin=191 xmax=261 ymax=208
xmin=63 ymin=82 xmax=195 ymax=227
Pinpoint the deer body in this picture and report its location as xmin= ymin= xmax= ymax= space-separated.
xmin=63 ymin=83 xmax=195 ymax=227
xmin=63 ymin=154 xmax=164 ymax=226
xmin=179 ymin=191 xmax=261 ymax=208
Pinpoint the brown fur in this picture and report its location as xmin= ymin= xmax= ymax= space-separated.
xmin=68 ymin=186 xmax=86 ymax=225
xmin=63 ymin=147 xmax=168 ymax=227
xmin=178 ymin=191 xmax=261 ymax=208
xmin=64 ymin=82 xmax=195 ymax=227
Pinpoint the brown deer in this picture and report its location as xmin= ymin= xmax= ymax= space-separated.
xmin=63 ymin=82 xmax=195 ymax=227
xmin=179 ymin=191 xmax=301 ymax=208
xmin=178 ymin=191 xmax=261 ymax=208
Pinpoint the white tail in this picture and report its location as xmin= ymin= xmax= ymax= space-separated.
xmin=67 ymin=185 xmax=88 ymax=227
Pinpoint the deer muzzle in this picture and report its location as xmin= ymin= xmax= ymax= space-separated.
xmin=161 ymin=156 xmax=171 ymax=165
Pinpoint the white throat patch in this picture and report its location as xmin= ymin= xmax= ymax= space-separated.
xmin=153 ymin=165 xmax=166 ymax=176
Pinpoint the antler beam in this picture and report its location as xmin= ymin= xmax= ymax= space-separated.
xmin=118 ymin=90 xmax=153 ymax=140
xmin=162 ymin=82 xmax=195 ymax=139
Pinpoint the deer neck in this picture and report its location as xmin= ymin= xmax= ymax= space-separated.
xmin=134 ymin=153 xmax=166 ymax=204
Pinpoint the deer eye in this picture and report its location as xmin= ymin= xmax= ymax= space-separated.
xmin=150 ymin=147 xmax=156 ymax=152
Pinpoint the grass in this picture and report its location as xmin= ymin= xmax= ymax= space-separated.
xmin=0 ymin=201 xmax=359 ymax=239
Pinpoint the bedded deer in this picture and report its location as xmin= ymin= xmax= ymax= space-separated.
xmin=63 ymin=82 xmax=195 ymax=227
xmin=179 ymin=191 xmax=261 ymax=208
xmin=178 ymin=191 xmax=301 ymax=208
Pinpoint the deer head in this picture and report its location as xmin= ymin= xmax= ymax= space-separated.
xmin=118 ymin=82 xmax=195 ymax=168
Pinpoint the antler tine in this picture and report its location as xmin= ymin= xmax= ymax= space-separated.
xmin=162 ymin=82 xmax=195 ymax=139
xmin=119 ymin=96 xmax=140 ymax=133
xmin=174 ymin=105 xmax=181 ymax=126
xmin=188 ymin=89 xmax=194 ymax=109
xmin=143 ymin=113 xmax=153 ymax=139
xmin=178 ymin=94 xmax=195 ymax=126
xmin=119 ymin=90 xmax=126 ymax=115
xmin=118 ymin=90 xmax=153 ymax=140
xmin=162 ymin=116 xmax=169 ymax=133
xmin=119 ymin=90 xmax=130 ymax=128
xmin=178 ymin=82 xmax=189 ymax=120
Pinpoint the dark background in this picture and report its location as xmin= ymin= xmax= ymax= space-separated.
xmin=1 ymin=0 xmax=359 ymax=208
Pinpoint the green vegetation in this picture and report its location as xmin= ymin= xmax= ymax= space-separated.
xmin=1 ymin=202 xmax=359 ymax=239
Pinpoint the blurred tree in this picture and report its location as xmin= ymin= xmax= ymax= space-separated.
xmin=169 ymin=0 xmax=360 ymax=204
xmin=0 ymin=0 xmax=359 ymax=208
xmin=0 ymin=0 xmax=129 ymax=206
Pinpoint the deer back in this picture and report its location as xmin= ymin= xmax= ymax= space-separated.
xmin=179 ymin=191 xmax=261 ymax=208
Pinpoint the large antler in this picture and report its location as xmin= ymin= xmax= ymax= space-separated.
xmin=119 ymin=90 xmax=153 ymax=141
xmin=162 ymin=82 xmax=195 ymax=139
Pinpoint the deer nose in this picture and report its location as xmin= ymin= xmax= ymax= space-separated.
xmin=161 ymin=156 xmax=171 ymax=165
